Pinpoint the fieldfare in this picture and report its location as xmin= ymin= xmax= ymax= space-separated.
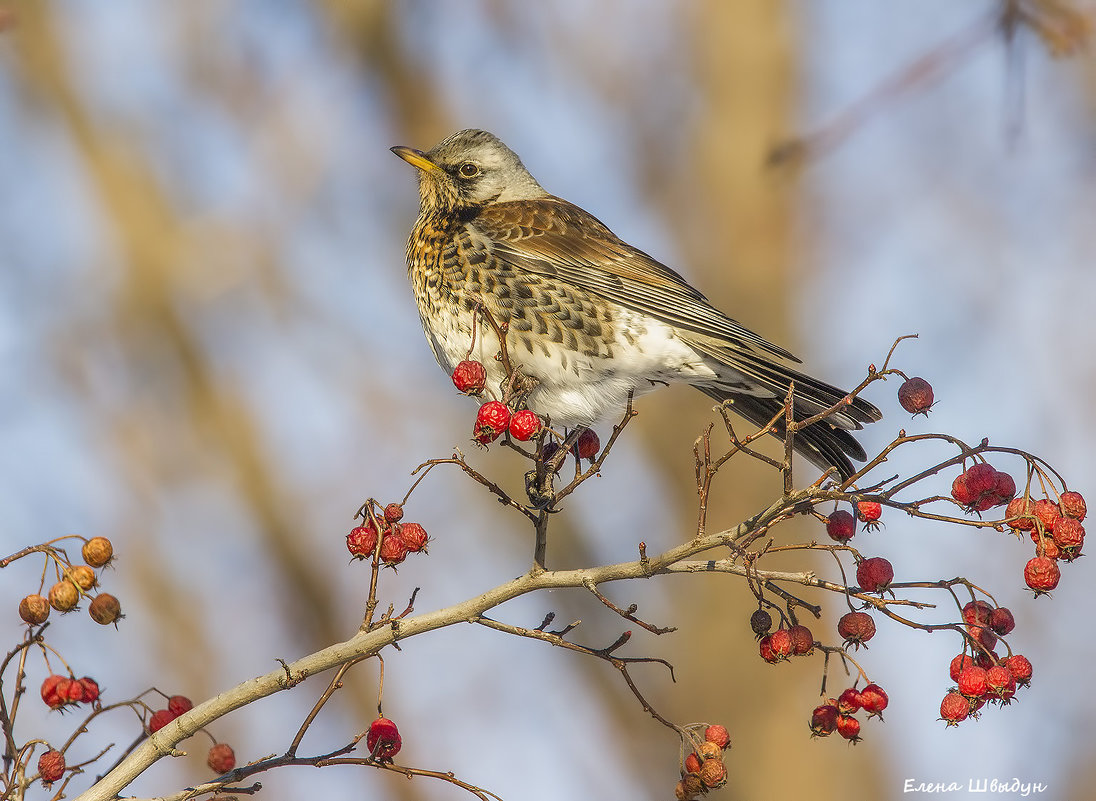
xmin=392 ymin=129 xmax=880 ymax=479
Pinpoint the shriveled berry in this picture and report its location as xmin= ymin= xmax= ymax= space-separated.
xmin=366 ymin=717 xmax=402 ymax=761
xmin=37 ymin=749 xmax=65 ymax=785
xmin=1060 ymin=490 xmax=1087 ymax=521
xmin=1024 ymin=556 xmax=1060 ymax=595
xmin=856 ymin=501 xmax=882 ymax=529
xmin=825 ymin=509 xmax=856 ymax=542
xmin=383 ymin=503 xmax=404 ymax=524
xmin=788 ymin=624 xmax=814 ymax=656
xmin=898 ymin=377 xmax=934 ymax=415
xmin=768 ymin=628 xmax=793 ymax=660
xmin=856 ymin=557 xmax=894 ymax=593
xmin=19 ymin=594 xmax=50 ymax=625
xmin=992 ymin=472 xmax=1016 ymax=504
xmin=989 ymin=607 xmax=1015 ymax=636
xmin=704 ymin=724 xmax=730 ymax=750
xmin=82 ymin=536 xmax=114 ymax=567
xmin=396 ymin=522 xmax=429 ymax=553
xmin=168 ymin=695 xmax=193 ymax=717
xmin=346 ymin=523 xmax=379 ymax=559
xmin=63 ymin=679 xmax=83 ymax=704
xmin=88 ymin=593 xmax=122 ymax=625
xmin=957 ymin=666 xmax=988 ymax=698
xmin=967 ymin=623 xmax=997 ymax=651
xmin=951 ymin=473 xmax=976 ymax=507
xmin=837 ymin=611 xmax=876 ymax=648
xmin=40 ymin=675 xmax=71 ymax=710
xmin=949 ymin=653 xmax=976 ymax=683
xmin=78 ymin=677 xmax=100 ymax=704
xmin=1005 ymin=496 xmax=1037 ymax=531
xmin=451 ymin=360 xmax=487 ymax=395
xmin=1032 ymin=499 xmax=1061 ymax=534
xmin=66 ymin=565 xmax=97 ymax=591
xmin=48 ymin=581 xmax=79 ymax=613
xmin=508 ymin=409 xmax=542 ymax=442
xmin=836 ymin=714 xmax=861 ymax=742
xmin=684 ymin=752 xmax=701 ymax=774
xmin=379 ymin=533 xmax=408 ymax=566
xmin=696 ymin=741 xmax=721 ymax=761
xmin=985 ymin=665 xmax=1016 ymax=701
xmin=859 ymin=683 xmax=889 ymax=717
xmin=810 ymin=703 xmax=839 ymax=736
xmin=749 ymin=608 xmax=772 ymax=638
xmin=1034 ymin=535 xmax=1060 ymax=560
xmin=698 ymin=758 xmax=727 ymax=789
xmin=473 ymin=401 xmax=511 ymax=445
xmin=837 ymin=687 xmax=862 ymax=715
xmin=962 ymin=600 xmax=994 ymax=627
xmin=149 ymin=709 xmax=175 ymax=733
xmin=1052 ymin=516 xmax=1084 ymax=559
xmin=575 ymin=428 xmax=600 ymax=460
xmin=758 ymin=634 xmax=777 ymax=664
xmin=207 ymin=742 xmax=236 ymax=774
xmin=940 ymin=692 xmax=970 ymax=725
xmin=1004 ymin=654 xmax=1033 ymax=686
xmin=678 ymin=775 xmax=703 ymax=800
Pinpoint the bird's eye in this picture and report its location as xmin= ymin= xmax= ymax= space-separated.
xmin=458 ymin=161 xmax=480 ymax=178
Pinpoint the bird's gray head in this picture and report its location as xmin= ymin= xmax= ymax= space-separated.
xmin=391 ymin=129 xmax=547 ymax=211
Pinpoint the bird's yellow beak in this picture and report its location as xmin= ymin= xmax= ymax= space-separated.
xmin=391 ymin=145 xmax=441 ymax=173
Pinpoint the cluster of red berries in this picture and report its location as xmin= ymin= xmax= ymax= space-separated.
xmin=148 ymin=694 xmax=194 ymax=733
xmin=452 ymin=359 xmax=544 ymax=445
xmin=18 ymin=537 xmax=122 ymax=627
xmin=938 ymin=600 xmax=1032 ymax=725
xmin=346 ymin=504 xmax=430 ymax=567
xmin=366 ymin=717 xmax=402 ymax=762
xmin=810 ymin=683 xmax=889 ymax=743
xmin=675 ymin=724 xmax=729 ymax=799
xmin=826 ymin=503 xmax=887 ymax=542
xmin=1005 ymin=490 xmax=1085 ymax=594
xmin=750 ymin=609 xmax=816 ymax=662
xmin=951 ymin=462 xmax=1016 ymax=513
xmin=40 ymin=674 xmax=99 ymax=709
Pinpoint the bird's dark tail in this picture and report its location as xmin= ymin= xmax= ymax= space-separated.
xmin=698 ymin=388 xmax=879 ymax=482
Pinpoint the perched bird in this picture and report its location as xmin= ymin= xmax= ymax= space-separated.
xmin=391 ymin=129 xmax=880 ymax=479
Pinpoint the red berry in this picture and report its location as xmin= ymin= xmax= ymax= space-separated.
xmin=684 ymin=752 xmax=702 ymax=774
xmin=451 ymin=360 xmax=487 ymax=395
xmin=366 ymin=717 xmax=402 ymax=761
xmin=837 ymin=687 xmax=862 ymax=715
xmin=78 ymin=677 xmax=100 ymax=705
xmin=856 ymin=557 xmax=894 ymax=593
xmin=967 ymin=463 xmax=998 ymax=496
xmin=704 ymin=724 xmax=730 ymax=750
xmin=508 ymin=409 xmax=541 ymax=441
xmin=957 ymin=666 xmax=988 ymax=698
xmin=1004 ymin=654 xmax=1033 ymax=686
xmin=1052 ymin=516 xmax=1084 ymax=559
xmin=968 ymin=625 xmax=998 ymax=654
xmin=379 ymin=532 xmax=408 ymax=565
xmin=810 ymin=703 xmax=839 ymax=737
xmin=1005 ymin=496 xmax=1037 ymax=531
xmin=40 ymin=675 xmax=70 ymax=710
xmin=473 ymin=401 xmax=511 ymax=445
xmin=857 ymin=501 xmax=882 ymax=522
xmin=383 ymin=503 xmax=404 ymax=523
xmin=992 ymin=471 xmax=1016 ymax=505
xmin=788 ymin=624 xmax=814 ymax=656
xmin=949 ymin=654 xmax=975 ymax=683
xmin=985 ymin=665 xmax=1016 ymax=701
xmin=207 ymin=742 xmax=236 ymax=774
xmin=859 ymin=684 xmax=889 ymax=717
xmin=898 ymin=377 xmax=934 ymax=415
xmin=826 ymin=510 xmax=856 ymax=542
xmin=758 ymin=634 xmax=777 ymax=664
xmin=1032 ymin=499 xmax=1061 ymax=534
xmin=768 ymin=628 xmax=793 ymax=661
xmin=962 ymin=600 xmax=994 ymax=627
xmin=168 ymin=695 xmax=193 ymax=717
xmin=951 ymin=473 xmax=976 ymax=507
xmin=1033 ymin=534 xmax=1060 ymax=560
xmin=1060 ymin=490 xmax=1087 ymax=521
xmin=698 ymin=758 xmax=727 ymax=789
xmin=749 ymin=608 xmax=772 ymax=637
xmin=940 ymin=692 xmax=970 ymax=725
xmin=575 ymin=428 xmax=600 ymax=460
xmin=836 ymin=714 xmax=861 ymax=742
xmin=149 ymin=709 xmax=175 ymax=733
xmin=396 ymin=522 xmax=429 ymax=553
xmin=989 ymin=607 xmax=1015 ymax=636
xmin=37 ymin=749 xmax=65 ymax=785
xmin=346 ymin=522 xmax=379 ymax=559
xmin=837 ymin=611 xmax=876 ymax=648
xmin=1024 ymin=556 xmax=1060 ymax=595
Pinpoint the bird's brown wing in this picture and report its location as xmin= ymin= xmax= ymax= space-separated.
xmin=472 ymin=197 xmax=799 ymax=363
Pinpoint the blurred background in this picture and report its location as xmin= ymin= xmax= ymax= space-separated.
xmin=3 ymin=1 xmax=1095 ymax=799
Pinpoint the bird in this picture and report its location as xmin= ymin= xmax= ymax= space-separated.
xmin=391 ymin=129 xmax=880 ymax=480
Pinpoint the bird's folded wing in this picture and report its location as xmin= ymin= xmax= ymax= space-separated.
xmin=473 ymin=198 xmax=800 ymax=363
